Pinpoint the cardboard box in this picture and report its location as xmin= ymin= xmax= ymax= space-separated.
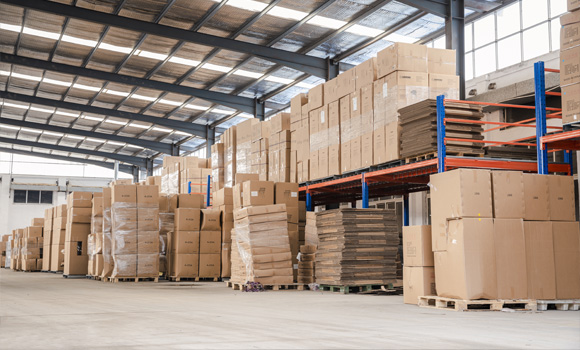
xmin=235 ymin=173 xmax=260 ymax=185
xmin=308 ymin=84 xmax=324 ymax=110
xmin=324 ymin=78 xmax=337 ymax=103
xmin=275 ymin=182 xmax=299 ymax=208
xmin=175 ymin=208 xmax=201 ymax=231
xmin=524 ymin=221 xmax=556 ymax=300
xmin=172 ymin=230 xmax=200 ymax=254
xmin=569 ymin=0 xmax=580 ymax=11
xmin=137 ymin=253 xmax=159 ymax=277
xmin=243 ymin=181 xmax=274 ymax=207
xmin=270 ymin=113 xmax=291 ymax=133
xmin=67 ymin=192 xmax=93 ymax=208
xmin=402 ymin=225 xmax=433 ymax=267
xmin=434 ymin=218 xmax=497 ymax=300
xmin=492 ymin=171 xmax=524 ymax=219
xmin=403 ymin=266 xmax=436 ymax=304
xmin=201 ymin=209 xmax=221 ymax=231
xmin=178 ymin=193 xmax=204 ymax=209
xmin=137 ymin=231 xmax=159 ymax=254
xmin=68 ymin=208 xmax=92 ymax=223
xmin=63 ymin=239 xmax=89 ymax=276
xmin=92 ymin=197 xmax=103 ymax=217
xmin=112 ymin=185 xmax=137 ymax=205
xmin=427 ymin=47 xmax=456 ymax=75
xmin=291 ymin=93 xmax=308 ymax=123
xmin=355 ymin=57 xmax=377 ymax=90
xmin=137 ymin=185 xmax=159 ymax=206
xmin=336 ymin=68 xmax=356 ymax=98
xmin=377 ymin=43 xmax=428 ymax=78
xmin=494 ymin=219 xmax=528 ymax=299
xmin=523 ymin=174 xmax=549 ymax=221
xmin=214 ymin=188 xmax=233 ymax=207
xmin=50 ymin=244 xmax=65 ymax=272
xmin=428 ymin=73 xmax=459 ymax=100
xmin=30 ymin=218 xmax=44 ymax=227
xmin=65 ymin=223 xmax=91 ymax=242
xmin=552 ymin=221 xmax=580 ymax=299
xmin=56 ymin=204 xmax=67 ymax=218
xmin=430 ymin=169 xmax=492 ymax=251
xmin=170 ymin=253 xmax=199 ymax=277
xmin=560 ymin=45 xmax=580 ymax=87
xmin=548 ymin=175 xmax=576 ymax=221
xmin=561 ymin=83 xmax=580 ymax=124
xmin=560 ymin=10 xmax=580 ymax=51
xmin=26 ymin=226 xmax=43 ymax=238
xmin=221 ymin=242 xmax=231 ymax=278
xmin=199 ymin=253 xmax=220 ymax=278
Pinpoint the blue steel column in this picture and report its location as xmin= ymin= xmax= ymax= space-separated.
xmin=206 ymin=174 xmax=211 ymax=207
xmin=564 ymin=151 xmax=574 ymax=176
xmin=403 ymin=194 xmax=409 ymax=227
xmin=306 ymin=188 xmax=312 ymax=212
xmin=534 ymin=61 xmax=549 ymax=175
xmin=362 ymin=173 xmax=369 ymax=209
xmin=436 ymin=95 xmax=446 ymax=173
xmin=188 ymin=181 xmax=191 ymax=194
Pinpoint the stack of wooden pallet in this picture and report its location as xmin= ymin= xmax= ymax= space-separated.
xmin=398 ymin=99 xmax=485 ymax=159
xmin=297 ymin=244 xmax=316 ymax=284
xmin=315 ymin=209 xmax=398 ymax=286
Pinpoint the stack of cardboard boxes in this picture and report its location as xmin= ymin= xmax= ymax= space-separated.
xmin=560 ymin=2 xmax=580 ymax=124
xmin=297 ymin=244 xmax=316 ymax=284
xmin=275 ymin=182 xmax=299 ymax=279
xmin=215 ymin=188 xmax=233 ymax=278
xmin=0 ymin=235 xmax=8 ymax=267
xmin=211 ymin=143 xmax=225 ymax=191
xmin=199 ymin=209 xmax=221 ymax=278
xmin=402 ymin=226 xmax=436 ymax=304
xmin=430 ymin=169 xmax=579 ymax=301
xmin=169 ymin=193 xmax=203 ymax=279
xmin=101 ymin=187 xmax=113 ymax=279
xmin=88 ymin=195 xmax=104 ymax=277
xmin=64 ymin=192 xmax=92 ymax=276
xmin=21 ymin=221 xmax=43 ymax=271
xmin=269 ymin=114 xmax=292 ymax=182
xmin=251 ymin=119 xmax=270 ymax=181
xmin=51 ymin=205 xmax=66 ymax=272
xmin=222 ymin=126 xmax=237 ymax=188
xmin=159 ymin=193 xmax=177 ymax=277
xmin=10 ymin=229 xmax=21 ymax=270
xmin=236 ymin=119 xmax=260 ymax=181
xmin=41 ymin=208 xmax=53 ymax=271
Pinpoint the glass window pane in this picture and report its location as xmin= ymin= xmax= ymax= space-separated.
xmin=497 ymin=3 xmax=521 ymax=38
xmin=465 ymin=52 xmax=474 ymax=81
xmin=475 ymin=44 xmax=497 ymax=77
xmin=523 ymin=23 xmax=550 ymax=60
xmin=434 ymin=36 xmax=446 ymax=49
xmin=41 ymin=191 xmax=53 ymax=204
xmin=474 ymin=15 xmax=495 ymax=47
xmin=14 ymin=190 xmax=26 ymax=203
xmin=551 ymin=18 xmax=560 ymax=50
xmin=465 ymin=23 xmax=473 ymax=51
xmin=498 ymin=34 xmax=522 ymax=69
xmin=27 ymin=190 xmax=40 ymax=203
xmin=522 ymin=0 xmax=548 ymax=28
xmin=550 ymin=0 xmax=567 ymax=17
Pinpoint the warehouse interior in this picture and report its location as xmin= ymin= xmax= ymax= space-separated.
xmin=1 ymin=0 xmax=579 ymax=349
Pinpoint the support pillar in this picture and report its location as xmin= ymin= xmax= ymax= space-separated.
xmin=206 ymin=126 xmax=215 ymax=158
xmin=445 ymin=0 xmax=465 ymax=100
xmin=171 ymin=143 xmax=180 ymax=156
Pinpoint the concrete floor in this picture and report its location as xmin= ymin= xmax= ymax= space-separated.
xmin=0 ymin=269 xmax=578 ymax=350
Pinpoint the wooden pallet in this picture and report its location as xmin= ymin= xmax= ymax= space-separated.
xmin=22 ymin=270 xmax=40 ymax=273
xmin=225 ymin=280 xmax=306 ymax=291
xmin=319 ymin=284 xmax=392 ymax=295
xmin=418 ymin=296 xmax=537 ymax=312
xmin=537 ymin=300 xmax=580 ymax=311
xmin=107 ymin=277 xmax=159 ymax=283
xmin=168 ymin=276 xmax=220 ymax=282
xmin=86 ymin=275 xmax=102 ymax=281
xmin=62 ymin=274 xmax=87 ymax=279
xmin=404 ymin=151 xmax=484 ymax=164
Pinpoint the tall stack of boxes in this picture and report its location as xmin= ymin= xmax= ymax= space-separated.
xmin=0 ymin=235 xmax=8 ymax=268
xmin=402 ymin=226 xmax=436 ymax=304
xmin=169 ymin=193 xmax=203 ymax=279
xmin=236 ymin=119 xmax=259 ymax=179
xmin=136 ymin=185 xmax=160 ymax=278
xmin=159 ymin=194 xmax=177 ymax=277
xmin=41 ymin=208 xmax=53 ymax=271
xmin=161 ymin=156 xmax=181 ymax=195
xmin=64 ymin=192 xmax=92 ymax=276
xmin=269 ymin=114 xmax=292 ymax=182
xmin=275 ymin=182 xmax=299 ymax=281
xmin=211 ymin=143 xmax=225 ymax=191
xmin=251 ymin=120 xmax=270 ymax=181
xmin=199 ymin=209 xmax=221 ymax=278
xmin=560 ymin=3 xmax=580 ymax=124
xmin=429 ymin=169 xmax=579 ymax=301
xmin=21 ymin=221 xmax=43 ymax=271
xmin=101 ymin=187 xmax=113 ymax=279
xmin=215 ymin=188 xmax=233 ymax=278
xmin=89 ymin=195 xmax=104 ymax=277
xmin=223 ymin=126 xmax=237 ymax=188
xmin=51 ymin=205 xmax=66 ymax=272
xmin=110 ymin=185 xmax=137 ymax=278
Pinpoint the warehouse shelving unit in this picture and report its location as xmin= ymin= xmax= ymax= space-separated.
xmin=300 ymin=61 xmax=574 ymax=217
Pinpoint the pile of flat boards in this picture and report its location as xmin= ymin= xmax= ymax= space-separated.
xmin=315 ymin=209 xmax=398 ymax=286
xmin=398 ymin=99 xmax=485 ymax=159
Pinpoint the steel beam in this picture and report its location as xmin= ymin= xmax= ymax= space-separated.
xmin=0 ymin=117 xmax=173 ymax=154
xmin=1 ymin=0 xmax=329 ymax=78
xmin=0 ymin=91 xmax=225 ymax=137
xmin=1 ymin=53 xmax=260 ymax=116
xmin=0 ymin=146 xmax=135 ymax=174
xmin=0 ymin=136 xmax=148 ymax=167
xmin=445 ymin=0 xmax=465 ymax=99
xmin=396 ymin=0 xmax=447 ymax=17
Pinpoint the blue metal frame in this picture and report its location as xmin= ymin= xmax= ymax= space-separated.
xmin=403 ymin=194 xmax=409 ymax=227
xmin=206 ymin=175 xmax=211 ymax=207
xmin=534 ymin=61 xmax=549 ymax=175
xmin=188 ymin=181 xmax=191 ymax=194
xmin=362 ymin=173 xmax=369 ymax=208
xmin=564 ymin=150 xmax=574 ymax=176
xmin=306 ymin=189 xmax=312 ymax=212
xmin=436 ymin=95 xmax=446 ymax=173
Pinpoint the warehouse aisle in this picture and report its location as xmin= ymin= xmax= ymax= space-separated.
xmin=0 ymin=269 xmax=578 ymax=350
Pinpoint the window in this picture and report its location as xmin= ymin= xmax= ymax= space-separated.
xmin=496 ymin=3 xmax=520 ymax=39
xmin=475 ymin=44 xmax=497 ymax=76
xmin=523 ymin=22 xmax=550 ymax=60
xmin=522 ymin=0 xmax=548 ymax=29
xmin=13 ymin=190 xmax=54 ymax=204
xmin=474 ymin=14 xmax=495 ymax=48
xmin=464 ymin=23 xmax=473 ymax=51
xmin=498 ymin=34 xmax=522 ymax=69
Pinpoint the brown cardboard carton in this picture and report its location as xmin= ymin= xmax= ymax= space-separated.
xmin=336 ymin=68 xmax=356 ymax=98
xmin=430 ymin=169 xmax=493 ymax=251
xmin=243 ymin=181 xmax=274 ymax=207
xmin=235 ymin=173 xmax=260 ymax=184
xmin=524 ymin=221 xmax=556 ymax=300
xmin=562 ymin=83 xmax=580 ymax=124
xmin=137 ymin=208 xmax=159 ymax=231
xmin=56 ymin=204 xmax=68 ymax=218
xmin=170 ymin=253 xmax=198 ymax=277
xmin=178 ymin=193 xmax=204 ymax=209
xmin=403 ymin=266 xmax=436 ymax=304
xmin=569 ymin=0 xmax=580 ymax=11
xmin=428 ymin=73 xmax=459 ymax=99
xmin=200 ymin=230 xmax=221 ymax=254
xmin=492 ymin=171 xmax=525 ymax=219
xmin=137 ymin=231 xmax=159 ymax=254
xmin=355 ymin=57 xmax=377 ymax=90
xmin=199 ymin=253 xmax=220 ymax=278
xmin=174 ymin=208 xmax=201 ymax=231
xmin=548 ymin=175 xmax=576 ymax=221
xmin=402 ymin=225 xmax=433 ymax=267
xmin=560 ymin=11 xmax=580 ymax=51
xmin=92 ymin=197 xmax=103 ymax=217
xmin=350 ymin=137 xmax=361 ymax=170
xmin=112 ymin=185 xmax=137 ymax=205
xmin=171 ymin=231 xmax=200 ymax=254
xmin=361 ymin=132 xmax=373 ymax=168
xmin=377 ymin=43 xmax=427 ymax=78
xmin=434 ymin=218 xmax=497 ymax=300
xmin=270 ymin=113 xmax=291 ymax=133
xmin=137 ymin=185 xmax=159 ymax=206
xmin=318 ymin=147 xmax=329 ymax=178
xmin=523 ymin=174 xmax=550 ymax=221
xmin=214 ymin=188 xmax=233 ymax=207
xmin=26 ymin=226 xmax=43 ymax=238
xmin=552 ymin=221 xmax=580 ymax=299
xmin=427 ymin=47 xmax=456 ymax=75
xmin=275 ymin=182 xmax=299 ymax=208
xmin=308 ymin=84 xmax=324 ymax=110
xmin=221 ymin=242 xmax=231 ymax=277
xmin=67 ymin=192 xmax=93 ymax=208
xmin=560 ymin=46 xmax=580 ymax=87
xmin=30 ymin=218 xmax=44 ymax=226
xmin=111 ymin=230 xmax=137 ymax=255
xmin=65 ymin=222 xmax=91 ymax=242
xmin=324 ymin=78 xmax=337 ymax=103
xmin=233 ymin=183 xmax=243 ymax=210
xmin=137 ymin=253 xmax=159 ymax=277
xmin=68 ymin=208 xmax=92 ymax=223
xmin=63 ymin=239 xmax=88 ymax=276
xmin=291 ymin=93 xmax=308 ymax=122
xmin=494 ymin=219 xmax=528 ymax=299
xmin=201 ymin=209 xmax=221 ymax=231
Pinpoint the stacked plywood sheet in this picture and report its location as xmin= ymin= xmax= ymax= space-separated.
xmin=398 ymin=99 xmax=485 ymax=158
xmin=315 ymin=209 xmax=398 ymax=286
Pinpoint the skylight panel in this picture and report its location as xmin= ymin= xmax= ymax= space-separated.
xmin=308 ymin=16 xmax=345 ymax=29
xmin=234 ymin=69 xmax=263 ymax=79
xmin=22 ymin=27 xmax=60 ymax=40
xmin=202 ymin=63 xmax=232 ymax=73
xmin=136 ymin=50 xmax=168 ymax=60
xmin=169 ymin=56 xmax=201 ymax=66
xmin=98 ymin=42 xmax=133 ymax=54
xmin=62 ymin=35 xmax=98 ymax=47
